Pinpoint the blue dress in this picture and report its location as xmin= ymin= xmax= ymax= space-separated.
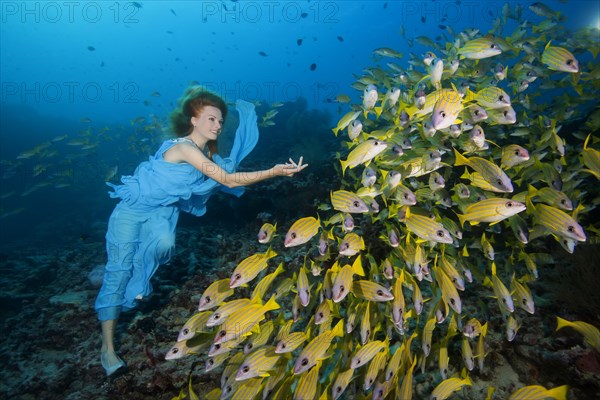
xmin=95 ymin=100 xmax=259 ymax=321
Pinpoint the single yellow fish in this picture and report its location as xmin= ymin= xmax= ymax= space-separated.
xmin=284 ymin=216 xmax=321 ymax=247
xmin=229 ymin=248 xmax=277 ymax=288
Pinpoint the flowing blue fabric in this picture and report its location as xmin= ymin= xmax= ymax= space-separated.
xmin=95 ymin=100 xmax=259 ymax=321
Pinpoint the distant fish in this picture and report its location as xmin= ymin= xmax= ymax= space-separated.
xmin=132 ymin=2 xmax=142 ymax=8
xmin=259 ymin=51 xmax=268 ymax=56
xmin=297 ymin=38 xmax=303 ymax=46
xmin=301 ymin=12 xmax=308 ymax=18
xmin=100 ymin=61 xmax=104 ymax=67
xmin=310 ymin=63 xmax=317 ymax=71
xmin=421 ymin=16 xmax=425 ymax=23
xmin=170 ymin=8 xmax=176 ymax=16
xmin=337 ymin=36 xmax=344 ymax=42
xmin=87 ymin=46 xmax=95 ymax=51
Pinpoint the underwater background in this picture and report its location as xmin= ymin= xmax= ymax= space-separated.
xmin=1 ymin=0 xmax=600 ymax=399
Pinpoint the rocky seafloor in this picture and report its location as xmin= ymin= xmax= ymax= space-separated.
xmin=1 ymin=171 xmax=599 ymax=400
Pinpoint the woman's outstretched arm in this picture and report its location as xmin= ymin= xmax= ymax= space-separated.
xmin=165 ymin=142 xmax=308 ymax=188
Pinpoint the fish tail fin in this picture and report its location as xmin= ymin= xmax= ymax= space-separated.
xmin=546 ymin=385 xmax=569 ymax=400
xmin=584 ymin=133 xmax=591 ymax=150
xmin=527 ymin=184 xmax=538 ymax=198
xmin=332 ymin=127 xmax=340 ymax=136
xmin=340 ymin=159 xmax=348 ymax=175
xmin=455 ymin=210 xmax=467 ymax=228
xmin=331 ymin=319 xmax=344 ymax=337
xmin=351 ymin=255 xmax=366 ymax=277
xmin=556 ymin=316 xmax=571 ymax=331
xmin=264 ymin=295 xmax=280 ymax=312
xmin=453 ymin=148 xmax=469 ymax=166
xmin=374 ymin=106 xmax=383 ymax=118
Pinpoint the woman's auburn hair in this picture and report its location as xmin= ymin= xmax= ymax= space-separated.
xmin=170 ymin=86 xmax=227 ymax=159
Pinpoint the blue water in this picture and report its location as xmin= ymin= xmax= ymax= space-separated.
xmin=0 ymin=0 xmax=598 ymax=247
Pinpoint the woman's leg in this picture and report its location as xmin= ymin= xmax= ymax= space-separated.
xmin=123 ymin=206 xmax=179 ymax=308
xmin=95 ymin=204 xmax=144 ymax=375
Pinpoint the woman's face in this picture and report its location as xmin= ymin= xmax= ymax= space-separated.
xmin=191 ymin=106 xmax=224 ymax=143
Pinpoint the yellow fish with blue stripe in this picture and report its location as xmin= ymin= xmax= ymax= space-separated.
xmin=229 ymin=248 xmax=277 ymax=288
xmin=403 ymin=207 xmax=453 ymax=244
xmin=509 ymin=384 xmax=568 ymax=400
xmin=234 ymin=346 xmax=281 ymax=381
xmin=456 ymin=197 xmax=526 ymax=227
xmin=528 ymin=198 xmax=587 ymax=242
xmin=350 ymin=337 xmax=389 ymax=369
xmin=198 ymin=278 xmax=234 ymax=311
xmin=340 ymin=139 xmax=388 ymax=174
xmin=284 ymin=216 xmax=321 ymax=247
xmin=556 ymin=317 xmax=600 ymax=353
xmin=431 ymin=88 xmax=464 ymax=130
xmin=293 ymin=320 xmax=344 ymax=374
xmin=454 ymin=148 xmax=513 ymax=192
xmin=330 ymin=190 xmax=369 ymax=213
xmin=457 ymin=37 xmax=502 ymax=59
xmin=430 ymin=374 xmax=472 ymax=399
xmin=542 ymin=41 xmax=579 ymax=73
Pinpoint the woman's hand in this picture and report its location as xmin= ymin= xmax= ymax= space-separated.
xmin=274 ymin=156 xmax=308 ymax=177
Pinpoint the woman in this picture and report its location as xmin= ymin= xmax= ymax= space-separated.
xmin=95 ymin=86 xmax=307 ymax=376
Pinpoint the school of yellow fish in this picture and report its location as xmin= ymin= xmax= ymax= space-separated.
xmin=168 ymin=3 xmax=600 ymax=399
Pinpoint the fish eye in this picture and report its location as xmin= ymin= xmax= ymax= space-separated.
xmin=242 ymin=365 xmax=249 ymax=373
xmin=172 ymin=348 xmax=179 ymax=354
xmin=499 ymin=95 xmax=504 ymax=101
xmin=205 ymin=296 xmax=211 ymax=303
xmin=514 ymin=149 xmax=520 ymax=155
xmin=374 ymin=141 xmax=380 ymax=145
xmin=318 ymin=312 xmax=324 ymax=318
xmin=567 ymin=225 xmax=575 ymax=233
xmin=561 ymin=199 xmax=567 ymax=205
xmin=506 ymin=201 xmax=513 ymax=207
xmin=522 ymin=299 xmax=527 ymax=305
xmin=490 ymin=44 xmax=497 ymax=48
xmin=208 ymin=359 xmax=214 ymax=366
xmin=234 ymin=273 xmax=241 ymax=280
xmin=353 ymin=200 xmax=360 ymax=207
xmin=281 ymin=343 xmax=286 ymax=348
xmin=340 ymin=285 xmax=345 ymax=293
xmin=291 ymin=232 xmax=296 ymax=239
xmin=301 ymin=358 xmax=309 ymax=366
xmin=566 ymin=59 xmax=573 ymax=65
xmin=436 ymin=230 xmax=445 ymax=237
xmin=377 ymin=290 xmax=384 ymax=296
xmin=214 ymin=344 xmax=221 ymax=350
xmin=497 ymin=179 xmax=503 ymax=185
xmin=502 ymin=298 xmax=507 ymax=304
xmin=503 ymin=110 xmax=508 ymax=116
xmin=225 ymin=385 xmax=232 ymax=393
xmin=247 ymin=343 xmax=253 ymax=350
xmin=219 ymin=330 xmax=226 ymax=337
xmin=474 ymin=110 xmax=479 ymax=115
xmin=183 ymin=328 xmax=189 ymax=335
xmin=450 ymin=298 xmax=455 ymax=305
xmin=356 ymin=358 xmax=361 ymax=365
xmin=440 ymin=111 xmax=446 ymax=118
